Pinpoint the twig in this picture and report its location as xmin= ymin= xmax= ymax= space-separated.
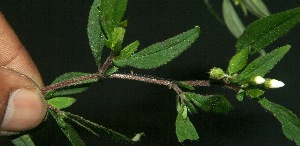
xmin=41 ymin=53 xmax=115 ymax=95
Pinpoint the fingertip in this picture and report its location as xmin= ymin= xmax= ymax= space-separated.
xmin=0 ymin=88 xmax=47 ymax=132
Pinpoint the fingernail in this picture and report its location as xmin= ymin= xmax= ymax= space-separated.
xmin=1 ymin=89 xmax=47 ymax=132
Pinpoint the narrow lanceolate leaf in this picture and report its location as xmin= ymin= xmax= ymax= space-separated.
xmin=98 ymin=0 xmax=127 ymax=39
xmin=49 ymin=110 xmax=85 ymax=146
xmin=11 ymin=134 xmax=35 ymax=146
xmin=64 ymin=112 xmax=138 ymax=144
xmin=223 ymin=0 xmax=245 ymax=38
xmin=227 ymin=47 xmax=249 ymax=75
xmin=241 ymin=0 xmax=270 ymax=18
xmin=259 ymin=98 xmax=300 ymax=145
xmin=237 ymin=45 xmax=290 ymax=81
xmin=236 ymin=7 xmax=300 ymax=54
xmin=47 ymin=97 xmax=76 ymax=109
xmin=113 ymin=26 xmax=200 ymax=69
xmin=87 ymin=0 xmax=105 ymax=67
xmin=185 ymin=92 xmax=234 ymax=114
xmin=176 ymin=105 xmax=199 ymax=142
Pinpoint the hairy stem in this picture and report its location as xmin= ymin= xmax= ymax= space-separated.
xmin=41 ymin=73 xmax=100 ymax=95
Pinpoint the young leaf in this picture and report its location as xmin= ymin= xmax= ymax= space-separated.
xmin=236 ymin=89 xmax=244 ymax=101
xmin=177 ymin=81 xmax=195 ymax=91
xmin=227 ymin=47 xmax=249 ymax=75
xmin=98 ymin=0 xmax=127 ymax=39
xmin=245 ymin=88 xmax=264 ymax=98
xmin=236 ymin=7 xmax=300 ymax=54
xmin=237 ymin=45 xmax=290 ymax=81
xmin=47 ymin=97 xmax=76 ymax=109
xmin=105 ymin=27 xmax=126 ymax=51
xmin=87 ymin=0 xmax=105 ymax=67
xmin=176 ymin=104 xmax=199 ymax=142
xmin=222 ymin=0 xmax=245 ymax=38
xmin=113 ymin=26 xmax=201 ymax=69
xmin=185 ymin=92 xmax=234 ymax=114
xmin=241 ymin=0 xmax=270 ymax=18
xmin=64 ymin=112 xmax=138 ymax=144
xmin=259 ymin=98 xmax=300 ymax=145
xmin=114 ymin=41 xmax=139 ymax=60
xmin=11 ymin=134 xmax=35 ymax=146
xmin=49 ymin=110 xmax=85 ymax=146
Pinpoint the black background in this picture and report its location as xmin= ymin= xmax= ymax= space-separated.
xmin=1 ymin=1 xmax=300 ymax=146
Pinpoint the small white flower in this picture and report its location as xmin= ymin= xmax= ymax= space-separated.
xmin=265 ymin=79 xmax=285 ymax=88
xmin=253 ymin=76 xmax=265 ymax=85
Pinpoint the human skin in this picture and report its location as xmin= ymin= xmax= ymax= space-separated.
xmin=0 ymin=12 xmax=47 ymax=135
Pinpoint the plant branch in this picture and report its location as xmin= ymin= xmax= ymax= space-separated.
xmin=98 ymin=52 xmax=114 ymax=76
xmin=41 ymin=52 xmax=115 ymax=95
xmin=108 ymin=73 xmax=240 ymax=102
xmin=41 ymin=73 xmax=100 ymax=95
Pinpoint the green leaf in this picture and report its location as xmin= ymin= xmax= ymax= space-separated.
xmin=185 ymin=92 xmax=234 ymax=114
xmin=47 ymin=97 xmax=76 ymax=109
xmin=177 ymin=81 xmax=195 ymax=91
xmin=259 ymin=98 xmax=300 ymax=145
xmin=227 ymin=47 xmax=249 ymax=75
xmin=222 ymin=0 xmax=245 ymax=38
xmin=245 ymin=88 xmax=264 ymax=98
xmin=11 ymin=134 xmax=35 ymax=146
xmin=185 ymin=100 xmax=198 ymax=114
xmin=237 ymin=45 xmax=290 ymax=81
xmin=105 ymin=27 xmax=126 ymax=51
xmin=98 ymin=0 xmax=127 ymax=39
xmin=175 ymin=104 xmax=199 ymax=142
xmin=49 ymin=110 xmax=85 ymax=146
xmin=115 ymin=41 xmax=139 ymax=60
xmin=64 ymin=112 xmax=138 ymax=144
xmin=113 ymin=26 xmax=200 ymax=69
xmin=236 ymin=89 xmax=244 ymax=101
xmin=241 ymin=0 xmax=270 ymax=18
xmin=87 ymin=0 xmax=105 ymax=67
xmin=236 ymin=7 xmax=300 ymax=54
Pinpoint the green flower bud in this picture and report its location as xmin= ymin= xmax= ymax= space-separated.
xmin=209 ymin=67 xmax=225 ymax=80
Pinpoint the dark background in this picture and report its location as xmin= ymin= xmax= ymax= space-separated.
xmin=1 ymin=1 xmax=300 ymax=146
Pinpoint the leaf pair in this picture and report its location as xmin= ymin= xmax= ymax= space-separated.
xmin=227 ymin=6 xmax=300 ymax=77
xmin=227 ymin=45 xmax=290 ymax=81
xmin=87 ymin=0 xmax=127 ymax=67
xmin=175 ymin=93 xmax=234 ymax=142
